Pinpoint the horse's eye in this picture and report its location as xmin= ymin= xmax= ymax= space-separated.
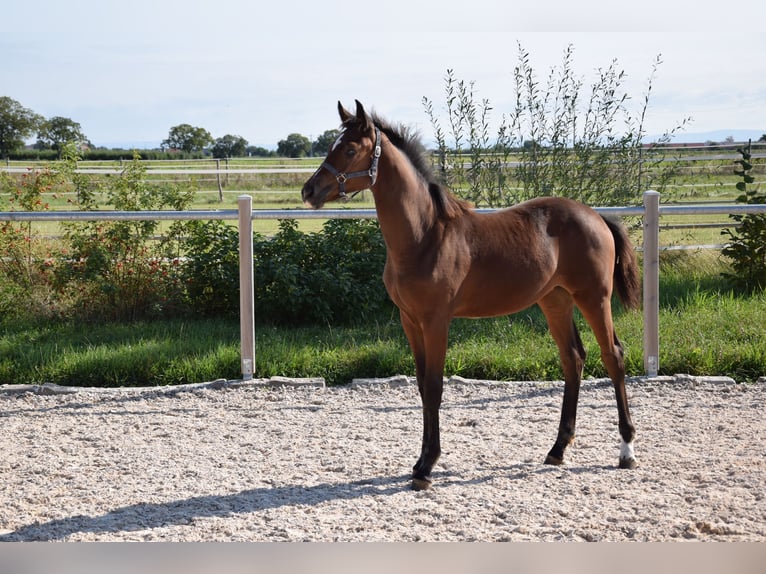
xmin=345 ymin=147 xmax=357 ymax=158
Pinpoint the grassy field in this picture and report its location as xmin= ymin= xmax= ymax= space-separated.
xmin=1 ymin=247 xmax=764 ymax=387
xmin=1 ymin=152 xmax=764 ymax=387
xmin=3 ymin=149 xmax=762 ymax=240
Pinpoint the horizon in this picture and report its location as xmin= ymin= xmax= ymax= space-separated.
xmin=48 ymin=128 xmax=766 ymax=153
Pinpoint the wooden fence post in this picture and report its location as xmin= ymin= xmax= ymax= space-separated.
xmin=238 ymin=195 xmax=255 ymax=380
xmin=643 ymin=190 xmax=660 ymax=376
xmin=216 ymin=159 xmax=224 ymax=202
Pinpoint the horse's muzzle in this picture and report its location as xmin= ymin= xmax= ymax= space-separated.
xmin=301 ymin=178 xmax=329 ymax=209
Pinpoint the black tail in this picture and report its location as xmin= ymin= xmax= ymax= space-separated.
xmin=602 ymin=217 xmax=641 ymax=310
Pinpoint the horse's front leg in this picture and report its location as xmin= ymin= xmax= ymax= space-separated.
xmin=412 ymin=383 xmax=442 ymax=484
xmin=411 ymin=380 xmax=444 ymax=491
xmin=408 ymin=318 xmax=449 ymax=491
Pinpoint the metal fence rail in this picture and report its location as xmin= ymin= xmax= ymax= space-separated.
xmin=2 ymin=192 xmax=766 ymax=380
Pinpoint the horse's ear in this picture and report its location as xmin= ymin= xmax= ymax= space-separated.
xmin=354 ymin=100 xmax=371 ymax=130
xmin=338 ymin=101 xmax=353 ymax=123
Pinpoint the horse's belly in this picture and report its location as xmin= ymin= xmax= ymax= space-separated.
xmin=452 ymin=267 xmax=552 ymax=318
xmin=453 ymin=292 xmax=535 ymax=318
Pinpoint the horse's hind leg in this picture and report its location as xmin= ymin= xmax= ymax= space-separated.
xmin=607 ymin=331 xmax=637 ymax=469
xmin=539 ymin=290 xmax=587 ymax=466
xmin=577 ymin=295 xmax=637 ymax=469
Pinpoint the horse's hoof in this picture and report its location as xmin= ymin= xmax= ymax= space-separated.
xmin=544 ymin=454 xmax=564 ymax=466
xmin=411 ymin=477 xmax=432 ymax=491
xmin=619 ymin=457 xmax=637 ymax=470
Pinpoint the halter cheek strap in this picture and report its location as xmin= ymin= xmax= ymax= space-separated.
xmin=320 ymin=127 xmax=382 ymax=200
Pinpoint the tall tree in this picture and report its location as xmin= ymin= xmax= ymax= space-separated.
xmin=212 ymin=134 xmax=248 ymax=159
xmin=277 ymin=133 xmax=311 ymax=158
xmin=36 ymin=116 xmax=88 ymax=154
xmin=0 ymin=96 xmax=43 ymax=158
xmin=162 ymin=124 xmax=213 ymax=153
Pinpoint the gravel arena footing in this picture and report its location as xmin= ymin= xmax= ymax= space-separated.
xmin=1 ymin=374 xmax=764 ymax=542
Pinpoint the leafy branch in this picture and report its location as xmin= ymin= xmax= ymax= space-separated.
xmin=721 ymin=139 xmax=766 ymax=291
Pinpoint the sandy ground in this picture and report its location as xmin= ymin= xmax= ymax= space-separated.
xmin=0 ymin=375 xmax=764 ymax=542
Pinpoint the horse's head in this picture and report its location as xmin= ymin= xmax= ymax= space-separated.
xmin=301 ymin=100 xmax=381 ymax=209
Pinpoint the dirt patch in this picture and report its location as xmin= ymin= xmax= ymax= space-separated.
xmin=0 ymin=376 xmax=764 ymax=541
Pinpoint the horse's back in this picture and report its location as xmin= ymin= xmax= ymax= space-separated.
xmin=472 ymin=196 xmax=611 ymax=261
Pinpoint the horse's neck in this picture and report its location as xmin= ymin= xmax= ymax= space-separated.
xmin=371 ymin=143 xmax=439 ymax=259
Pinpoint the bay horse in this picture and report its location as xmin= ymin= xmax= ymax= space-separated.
xmin=302 ymin=100 xmax=641 ymax=490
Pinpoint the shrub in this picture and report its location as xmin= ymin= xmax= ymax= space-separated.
xmin=2 ymin=146 xmax=390 ymax=325
xmin=254 ymin=219 xmax=390 ymax=325
xmin=423 ymin=45 xmax=689 ymax=207
xmin=178 ymin=218 xmax=390 ymax=325
xmin=54 ymin=150 xmax=196 ymax=321
xmin=181 ymin=220 xmax=241 ymax=317
xmin=0 ymin=161 xmax=66 ymax=321
xmin=721 ymin=140 xmax=766 ymax=291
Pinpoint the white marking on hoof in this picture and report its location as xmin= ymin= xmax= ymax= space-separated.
xmin=620 ymin=440 xmax=635 ymax=461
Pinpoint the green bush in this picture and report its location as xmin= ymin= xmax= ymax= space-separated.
xmin=721 ymin=140 xmax=766 ymax=291
xmin=0 ymin=160 xmax=66 ymax=321
xmin=177 ymin=218 xmax=391 ymax=325
xmin=254 ymin=218 xmax=390 ymax=325
xmin=181 ymin=220 xmax=241 ymax=317
xmin=52 ymin=150 xmax=196 ymax=321
xmin=2 ymin=147 xmax=390 ymax=325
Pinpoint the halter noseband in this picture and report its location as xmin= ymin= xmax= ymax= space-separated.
xmin=319 ymin=126 xmax=382 ymax=200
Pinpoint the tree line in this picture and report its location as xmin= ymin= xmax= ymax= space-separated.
xmin=0 ymin=96 xmax=340 ymax=160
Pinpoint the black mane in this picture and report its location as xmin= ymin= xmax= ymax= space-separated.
xmin=370 ymin=113 xmax=439 ymax=185
xmin=359 ymin=112 xmax=473 ymax=220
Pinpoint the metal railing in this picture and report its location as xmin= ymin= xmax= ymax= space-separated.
xmin=3 ymin=192 xmax=766 ymax=380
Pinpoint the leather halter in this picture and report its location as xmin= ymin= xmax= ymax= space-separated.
xmin=319 ymin=126 xmax=382 ymax=200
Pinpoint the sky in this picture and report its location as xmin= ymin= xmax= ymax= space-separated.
xmin=3 ymin=0 xmax=765 ymax=150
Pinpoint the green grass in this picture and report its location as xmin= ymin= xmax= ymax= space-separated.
xmin=0 ymin=319 xmax=241 ymax=387
xmin=2 ymin=253 xmax=764 ymax=387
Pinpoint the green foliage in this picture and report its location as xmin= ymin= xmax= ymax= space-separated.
xmin=423 ymin=45 xmax=689 ymax=207
xmin=255 ymin=218 xmax=390 ymax=325
xmin=5 ymin=148 xmax=210 ymax=161
xmin=0 ymin=162 xmax=62 ymax=321
xmin=277 ymin=133 xmax=312 ymax=158
xmin=35 ymin=116 xmax=88 ymax=155
xmin=162 ymin=123 xmax=214 ymax=153
xmin=721 ymin=140 xmax=766 ymax=291
xmin=181 ymin=220 xmax=241 ymax=317
xmin=212 ymin=134 xmax=249 ymax=159
xmin=246 ymin=145 xmax=275 ymax=158
xmin=155 ymin=217 xmax=391 ymax=325
xmin=0 ymin=96 xmax=44 ymax=158
xmin=1 ymin=147 xmax=389 ymax=325
xmin=54 ymin=150 xmax=196 ymax=321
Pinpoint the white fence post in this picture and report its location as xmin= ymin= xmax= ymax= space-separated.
xmin=238 ymin=195 xmax=255 ymax=380
xmin=642 ymin=190 xmax=660 ymax=376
